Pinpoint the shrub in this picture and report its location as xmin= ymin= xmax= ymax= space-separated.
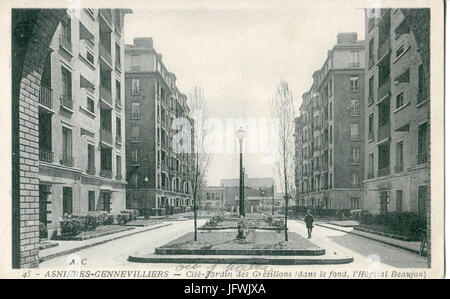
xmin=236 ymin=219 xmax=250 ymax=239
xmin=60 ymin=216 xmax=84 ymax=236
xmin=39 ymin=222 xmax=48 ymax=239
xmin=205 ymin=215 xmax=224 ymax=227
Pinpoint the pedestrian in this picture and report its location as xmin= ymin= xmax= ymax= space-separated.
xmin=304 ymin=209 xmax=315 ymax=239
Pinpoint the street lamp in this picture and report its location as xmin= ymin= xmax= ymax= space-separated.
xmin=237 ymin=126 xmax=245 ymax=217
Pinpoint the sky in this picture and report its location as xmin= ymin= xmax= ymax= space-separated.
xmin=123 ymin=0 xmax=365 ymax=188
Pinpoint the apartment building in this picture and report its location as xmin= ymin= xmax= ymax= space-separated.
xmin=295 ymin=33 xmax=365 ymax=210
xmin=202 ymin=186 xmax=224 ymax=211
xmin=363 ymin=9 xmax=430 ymax=215
xmin=125 ymin=37 xmax=195 ymax=215
xmin=38 ymin=9 xmax=131 ymax=237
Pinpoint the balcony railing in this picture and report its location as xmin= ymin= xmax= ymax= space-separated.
xmin=349 ymin=62 xmax=360 ymax=68
xmin=368 ymin=131 xmax=374 ymax=141
xmin=368 ymin=95 xmax=374 ymax=105
xmin=59 ymin=35 xmax=72 ymax=53
xmin=100 ymin=86 xmax=112 ymax=106
xmin=60 ymin=154 xmax=74 ymax=167
xmin=377 ymin=122 xmax=390 ymax=142
xmin=417 ymin=90 xmax=428 ymax=105
xmin=100 ymin=127 xmax=113 ymax=145
xmin=417 ymin=152 xmax=428 ymax=165
xmin=39 ymin=85 xmax=53 ymax=109
xmin=100 ymin=9 xmax=112 ymax=26
xmin=377 ymin=166 xmax=390 ymax=177
xmin=100 ymin=169 xmax=112 ymax=178
xmin=378 ymin=39 xmax=390 ymax=61
xmin=60 ymin=94 xmax=73 ymax=111
xmin=99 ymin=43 xmax=112 ymax=66
xmin=368 ymin=56 xmax=374 ymax=69
xmin=39 ymin=150 xmax=53 ymax=163
xmin=377 ymin=79 xmax=390 ymax=101
xmin=87 ymin=165 xmax=95 ymax=175
xmin=394 ymin=163 xmax=403 ymax=173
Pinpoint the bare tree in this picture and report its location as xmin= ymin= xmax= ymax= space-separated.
xmin=270 ymin=80 xmax=295 ymax=241
xmin=188 ymin=86 xmax=211 ymax=241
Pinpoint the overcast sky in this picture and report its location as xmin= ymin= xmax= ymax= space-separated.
xmin=123 ymin=0 xmax=365 ymax=187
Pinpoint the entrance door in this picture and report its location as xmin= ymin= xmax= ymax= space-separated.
xmin=101 ymin=191 xmax=111 ymax=212
xmin=39 ymin=185 xmax=50 ymax=238
xmin=380 ymin=191 xmax=389 ymax=214
xmin=63 ymin=187 xmax=73 ymax=215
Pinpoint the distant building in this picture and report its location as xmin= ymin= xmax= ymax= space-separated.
xmin=295 ymin=32 xmax=366 ymax=210
xmin=38 ymin=9 xmax=131 ymax=237
xmin=363 ymin=9 xmax=430 ymax=215
xmin=124 ymin=37 xmax=195 ymax=215
xmin=202 ymin=186 xmax=224 ymax=211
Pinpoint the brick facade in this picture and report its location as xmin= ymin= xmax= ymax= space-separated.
xmin=12 ymin=9 xmax=65 ymax=268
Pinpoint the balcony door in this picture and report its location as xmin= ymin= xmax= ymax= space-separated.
xmin=63 ymin=186 xmax=73 ymax=215
xmin=62 ymin=127 xmax=72 ymax=165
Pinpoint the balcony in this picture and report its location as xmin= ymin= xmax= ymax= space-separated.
xmin=378 ymin=39 xmax=390 ymax=61
xmin=368 ymin=95 xmax=374 ymax=105
xmin=367 ymin=172 xmax=374 ymax=179
xmin=60 ymin=94 xmax=73 ymax=111
xmin=377 ymin=166 xmax=390 ymax=177
xmin=130 ymin=159 xmax=140 ymax=166
xmin=99 ymin=43 xmax=112 ymax=66
xmin=377 ymin=122 xmax=390 ymax=142
xmin=377 ymin=79 xmax=390 ymax=101
xmin=394 ymin=163 xmax=403 ymax=173
xmin=87 ymin=165 xmax=95 ymax=175
xmin=100 ymin=127 xmax=113 ymax=145
xmin=100 ymin=9 xmax=112 ymax=26
xmin=368 ymin=56 xmax=374 ymax=69
xmin=39 ymin=85 xmax=53 ymax=109
xmin=60 ymin=154 xmax=74 ymax=167
xmin=100 ymin=86 xmax=112 ymax=106
xmin=349 ymin=62 xmax=360 ymax=68
xmin=100 ymin=169 xmax=112 ymax=178
xmin=39 ymin=150 xmax=53 ymax=163
xmin=59 ymin=35 xmax=72 ymax=54
xmin=368 ymin=131 xmax=374 ymax=141
xmin=417 ymin=152 xmax=428 ymax=165
xmin=417 ymin=90 xmax=428 ymax=105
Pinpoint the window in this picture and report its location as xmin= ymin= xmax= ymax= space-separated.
xmin=329 ymin=173 xmax=333 ymax=189
xmin=116 ymin=155 xmax=121 ymax=179
xmin=418 ymin=64 xmax=427 ymax=103
xmin=116 ymin=117 xmax=121 ymax=139
xmin=328 ymin=78 xmax=333 ymax=97
xmin=61 ymin=67 xmax=72 ymax=99
xmin=115 ymin=10 xmax=121 ymax=31
xmin=350 ymin=123 xmax=359 ymax=139
xmin=87 ymin=97 xmax=95 ymax=113
xmin=62 ymin=127 xmax=73 ymax=165
xmin=115 ymin=43 xmax=121 ymax=68
xmin=417 ymin=122 xmax=429 ymax=164
xmin=131 ymin=102 xmax=140 ymax=118
xmin=368 ymin=76 xmax=374 ymax=104
xmin=329 ymin=103 xmax=332 ymax=120
xmin=351 ymin=197 xmax=359 ymax=209
xmin=395 ymin=43 xmax=407 ymax=59
xmin=351 ymin=147 xmax=360 ymax=163
xmin=350 ymin=76 xmax=359 ymax=91
xmin=350 ymin=50 xmax=359 ymax=67
xmin=368 ymin=114 xmax=374 ymax=140
xmin=88 ymin=191 xmax=95 ymax=211
xmin=351 ymin=173 xmax=359 ymax=187
xmin=396 ymin=141 xmax=404 ymax=172
xmin=131 ymin=79 xmax=140 ymax=95
xmin=131 ymin=126 xmax=140 ymax=139
xmin=396 ymin=190 xmax=403 ymax=212
xmin=61 ymin=19 xmax=71 ymax=43
xmin=101 ymin=147 xmax=112 ymax=172
xmin=116 ymin=80 xmax=121 ymax=106
xmin=395 ymin=91 xmax=404 ymax=109
xmin=131 ymin=148 xmax=139 ymax=164
xmin=329 ymin=149 xmax=333 ymax=166
xmin=368 ymin=38 xmax=375 ymax=66
xmin=380 ymin=191 xmax=389 ymax=214
xmin=329 ymin=125 xmax=333 ymax=143
xmin=86 ymin=51 xmax=94 ymax=65
xmin=87 ymin=144 xmax=95 ymax=173
xmin=63 ymin=187 xmax=73 ymax=215
xmin=368 ymin=153 xmax=374 ymax=178
xmin=350 ymin=99 xmax=359 ymax=115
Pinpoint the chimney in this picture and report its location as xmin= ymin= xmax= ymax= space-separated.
xmin=337 ymin=32 xmax=358 ymax=44
xmin=133 ymin=37 xmax=153 ymax=49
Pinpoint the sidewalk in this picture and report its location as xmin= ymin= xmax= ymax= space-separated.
xmin=39 ymin=222 xmax=174 ymax=263
xmin=315 ymin=223 xmax=421 ymax=254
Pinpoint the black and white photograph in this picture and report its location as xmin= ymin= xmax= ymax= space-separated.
xmin=2 ymin=0 xmax=445 ymax=281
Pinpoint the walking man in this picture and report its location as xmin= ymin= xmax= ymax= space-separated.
xmin=304 ymin=210 xmax=315 ymax=239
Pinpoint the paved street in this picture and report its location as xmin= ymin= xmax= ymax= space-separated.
xmin=39 ymin=217 xmax=426 ymax=270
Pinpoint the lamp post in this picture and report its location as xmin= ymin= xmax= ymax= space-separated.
xmin=237 ymin=127 xmax=245 ymax=217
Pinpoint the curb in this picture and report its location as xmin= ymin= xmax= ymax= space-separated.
xmin=315 ymin=223 xmax=420 ymax=254
xmin=39 ymin=223 xmax=173 ymax=263
xmin=155 ymin=248 xmax=325 ymax=256
xmin=128 ymin=254 xmax=353 ymax=265
xmin=353 ymin=227 xmax=414 ymax=241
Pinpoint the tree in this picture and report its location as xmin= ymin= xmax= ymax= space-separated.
xmin=188 ymin=86 xmax=211 ymax=241
xmin=270 ymin=80 xmax=295 ymax=241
